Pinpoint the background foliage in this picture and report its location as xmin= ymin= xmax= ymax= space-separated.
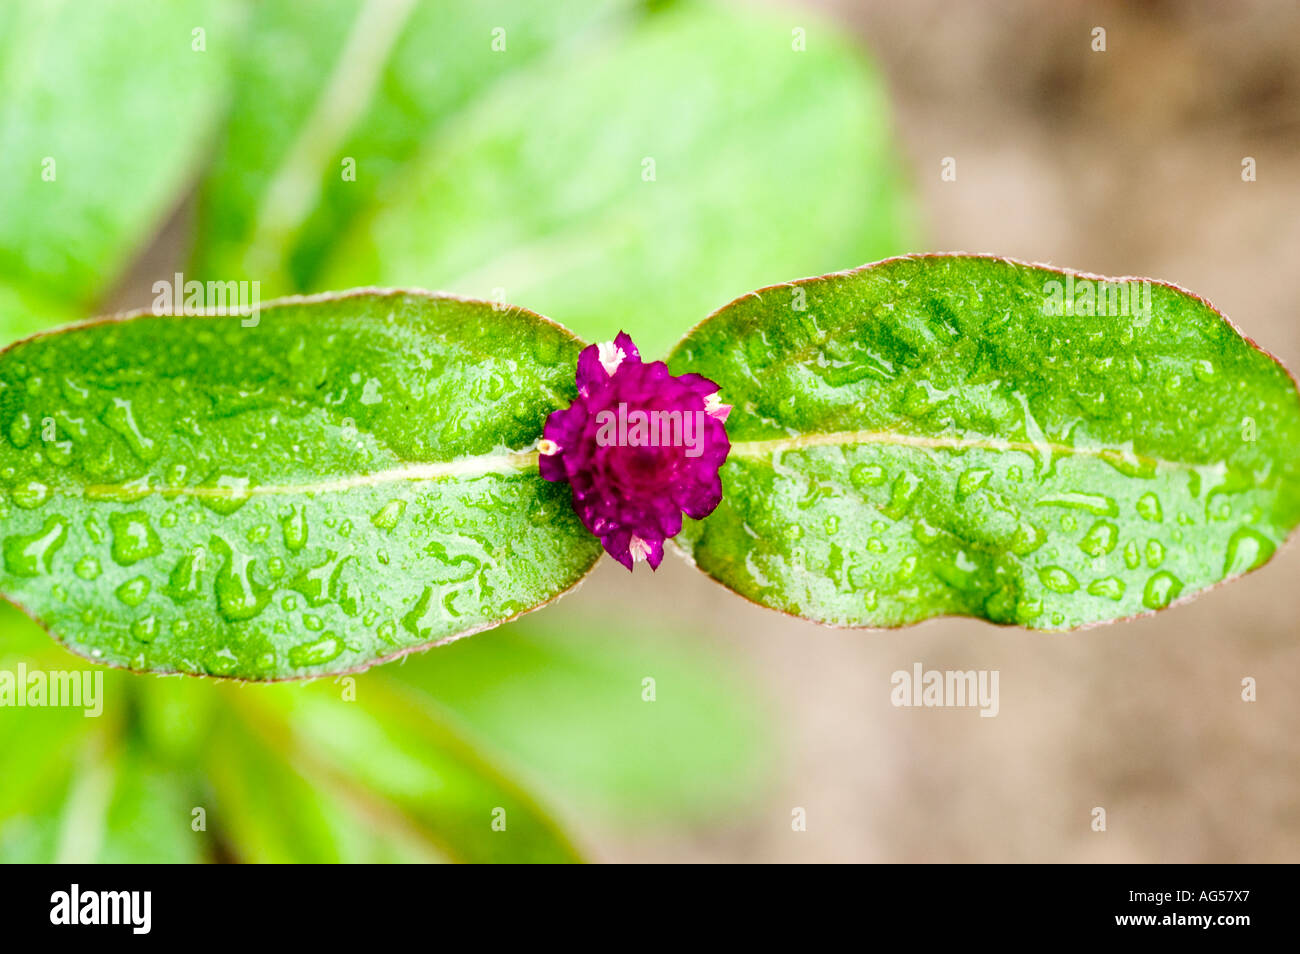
xmin=0 ymin=0 xmax=911 ymax=861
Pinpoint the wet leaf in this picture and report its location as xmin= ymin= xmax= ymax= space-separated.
xmin=0 ymin=290 xmax=600 ymax=679
xmin=669 ymin=255 xmax=1300 ymax=630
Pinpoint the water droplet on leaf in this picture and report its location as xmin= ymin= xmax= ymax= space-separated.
xmin=1136 ymin=492 xmax=1163 ymax=523
xmin=1142 ymin=571 xmax=1182 ymax=609
xmin=1038 ymin=566 xmax=1079 ymax=594
xmin=109 ymin=511 xmax=162 ymax=565
xmin=1087 ymin=576 xmax=1125 ymax=601
xmin=3 ymin=516 xmax=69 ymax=576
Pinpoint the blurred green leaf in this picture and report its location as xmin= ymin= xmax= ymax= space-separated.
xmin=0 ymin=611 xmax=95 ymax=834
xmin=0 ymin=291 xmax=600 ymax=679
xmin=191 ymin=0 xmax=634 ymax=291
xmin=0 ymin=627 xmax=200 ymax=862
xmin=0 ymin=604 xmax=584 ymax=862
xmin=0 ymin=0 xmax=236 ymax=313
xmin=203 ymin=703 xmax=440 ymax=862
xmin=325 ymin=0 xmax=915 ymax=355
xmin=224 ymin=676 xmax=585 ymax=862
xmin=91 ymin=741 xmax=204 ymax=863
xmin=669 ymin=255 xmax=1300 ymax=630
xmin=0 ymin=284 xmax=77 ymax=346
xmin=391 ymin=609 xmax=772 ymax=823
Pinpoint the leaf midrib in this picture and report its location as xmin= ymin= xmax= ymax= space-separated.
xmin=67 ymin=449 xmax=543 ymax=501
xmin=729 ymin=429 xmax=1197 ymax=471
xmin=57 ymin=428 xmax=1201 ymax=502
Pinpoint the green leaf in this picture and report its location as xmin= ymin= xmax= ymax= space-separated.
xmin=0 ymin=0 xmax=234 ymax=310
xmin=0 ymin=604 xmax=584 ymax=862
xmin=0 ymin=736 xmax=202 ymax=864
xmin=191 ymin=0 xmax=633 ymax=291
xmin=0 ymin=615 xmax=202 ymax=863
xmin=0 ymin=283 xmax=77 ymax=347
xmin=219 ymin=677 xmax=584 ymax=863
xmin=669 ymin=255 xmax=1300 ymax=631
xmin=391 ymin=609 xmax=772 ymax=822
xmin=324 ymin=0 xmax=914 ymax=356
xmin=77 ymin=741 xmax=204 ymax=864
xmin=206 ymin=678 xmax=583 ymax=863
xmin=0 ymin=611 xmax=97 ymax=843
xmin=0 ymin=290 xmax=600 ymax=679
xmin=202 ymin=710 xmax=435 ymax=863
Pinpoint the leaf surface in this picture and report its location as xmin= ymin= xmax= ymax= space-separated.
xmin=0 ymin=291 xmax=599 ymax=678
xmin=669 ymin=255 xmax=1300 ymax=630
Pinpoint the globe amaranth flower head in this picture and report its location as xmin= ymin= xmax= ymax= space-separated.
xmin=539 ymin=332 xmax=732 ymax=570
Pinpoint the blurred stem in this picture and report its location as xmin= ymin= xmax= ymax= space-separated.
xmin=241 ymin=0 xmax=417 ymax=284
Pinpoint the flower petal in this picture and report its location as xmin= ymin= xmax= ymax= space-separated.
xmin=575 ymin=343 xmax=610 ymax=397
xmin=612 ymin=331 xmax=641 ymax=365
xmin=540 ymin=333 xmax=729 ymax=571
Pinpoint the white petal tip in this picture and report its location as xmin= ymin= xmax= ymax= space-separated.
xmin=597 ymin=341 xmax=626 ymax=376
xmin=629 ymin=535 xmax=653 ymax=562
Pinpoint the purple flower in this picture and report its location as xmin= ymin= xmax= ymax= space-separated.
xmin=539 ymin=332 xmax=732 ymax=570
